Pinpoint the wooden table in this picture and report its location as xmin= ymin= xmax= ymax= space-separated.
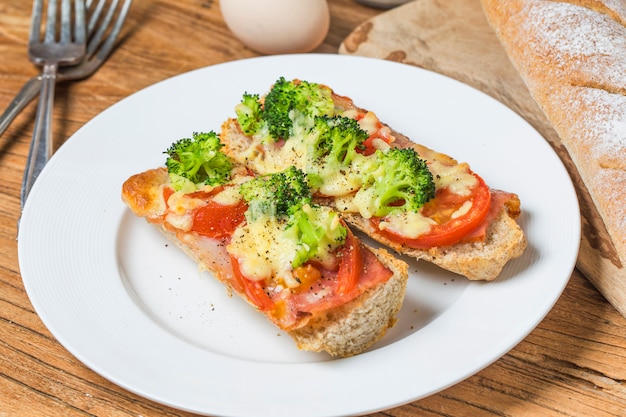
xmin=1 ymin=1 xmax=625 ymax=416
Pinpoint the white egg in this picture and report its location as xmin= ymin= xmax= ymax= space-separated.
xmin=220 ymin=0 xmax=330 ymax=55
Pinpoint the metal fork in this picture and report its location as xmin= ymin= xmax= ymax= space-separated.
xmin=0 ymin=0 xmax=132 ymax=140
xmin=20 ymin=0 xmax=87 ymax=208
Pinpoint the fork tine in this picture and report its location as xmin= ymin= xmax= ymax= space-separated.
xmin=87 ymin=0 xmax=118 ymax=56
xmin=89 ymin=0 xmax=130 ymax=58
xmin=99 ymin=0 xmax=132 ymax=56
xmin=29 ymin=0 xmax=44 ymax=43
xmin=87 ymin=0 xmax=108 ymax=36
xmin=45 ymin=0 xmax=58 ymax=43
xmin=60 ymin=0 xmax=71 ymax=43
xmin=74 ymin=0 xmax=87 ymax=44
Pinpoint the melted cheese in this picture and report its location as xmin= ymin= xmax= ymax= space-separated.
xmin=227 ymin=217 xmax=299 ymax=284
xmin=451 ymin=200 xmax=473 ymax=219
xmin=357 ymin=111 xmax=380 ymax=136
xmin=315 ymin=166 xmax=363 ymax=196
xmin=246 ymin=137 xmax=308 ymax=175
xmin=167 ymin=191 xmax=205 ymax=215
xmin=378 ymin=211 xmax=437 ymax=238
xmin=165 ymin=212 xmax=193 ymax=232
xmin=332 ymin=195 xmax=360 ymax=213
xmin=164 ymin=191 xmax=208 ymax=232
xmin=212 ymin=185 xmax=243 ymax=206
xmin=430 ymin=161 xmax=477 ymax=196
xmin=341 ymin=108 xmax=359 ymax=119
xmin=371 ymin=138 xmax=391 ymax=152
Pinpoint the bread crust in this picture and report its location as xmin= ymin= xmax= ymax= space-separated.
xmin=289 ymin=248 xmax=407 ymax=356
xmin=480 ymin=0 xmax=626 ymax=267
xmin=342 ymin=209 xmax=526 ymax=281
xmin=122 ymin=168 xmax=409 ymax=357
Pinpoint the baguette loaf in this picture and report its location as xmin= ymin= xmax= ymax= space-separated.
xmin=122 ymin=168 xmax=408 ymax=357
xmin=479 ymin=0 xmax=626 ymax=268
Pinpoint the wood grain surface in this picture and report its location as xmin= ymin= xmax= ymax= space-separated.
xmin=1 ymin=0 xmax=625 ymax=416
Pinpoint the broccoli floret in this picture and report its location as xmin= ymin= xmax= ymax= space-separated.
xmin=164 ymin=131 xmax=232 ymax=192
xmin=263 ymin=77 xmax=335 ymax=140
xmin=288 ymin=203 xmax=346 ymax=269
xmin=236 ymin=77 xmax=335 ymax=140
xmin=239 ymin=166 xmax=346 ymax=268
xmin=310 ymin=115 xmax=368 ymax=166
xmin=235 ymin=93 xmax=263 ymax=136
xmin=239 ymin=165 xmax=312 ymax=220
xmin=354 ymin=147 xmax=436 ymax=217
xmin=300 ymin=115 xmax=370 ymax=196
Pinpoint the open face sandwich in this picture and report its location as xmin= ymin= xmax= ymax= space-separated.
xmin=122 ymin=78 xmax=527 ymax=357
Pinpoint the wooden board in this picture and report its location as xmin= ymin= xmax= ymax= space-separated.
xmin=339 ymin=0 xmax=626 ymax=318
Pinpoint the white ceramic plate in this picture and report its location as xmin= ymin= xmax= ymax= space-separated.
xmin=18 ymin=54 xmax=579 ymax=417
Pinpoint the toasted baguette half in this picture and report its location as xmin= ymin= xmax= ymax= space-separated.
xmin=221 ymin=117 xmax=527 ymax=281
xmin=341 ymin=209 xmax=525 ymax=281
xmin=122 ymin=168 xmax=408 ymax=357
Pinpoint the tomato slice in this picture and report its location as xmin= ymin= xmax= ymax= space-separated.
xmin=163 ymin=186 xmax=175 ymax=203
xmin=190 ymin=199 xmax=247 ymax=239
xmin=360 ymin=121 xmax=393 ymax=156
xmin=162 ymin=185 xmax=247 ymax=240
xmin=372 ymin=173 xmax=492 ymax=249
xmin=361 ymin=136 xmax=382 ymax=156
xmin=229 ymin=255 xmax=275 ymax=312
xmin=335 ymin=226 xmax=362 ymax=296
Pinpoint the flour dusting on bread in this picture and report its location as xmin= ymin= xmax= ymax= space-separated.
xmin=480 ymin=0 xmax=626 ymax=266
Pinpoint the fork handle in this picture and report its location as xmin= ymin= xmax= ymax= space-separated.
xmin=21 ymin=63 xmax=58 ymax=210
xmin=0 ymin=76 xmax=42 ymax=138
